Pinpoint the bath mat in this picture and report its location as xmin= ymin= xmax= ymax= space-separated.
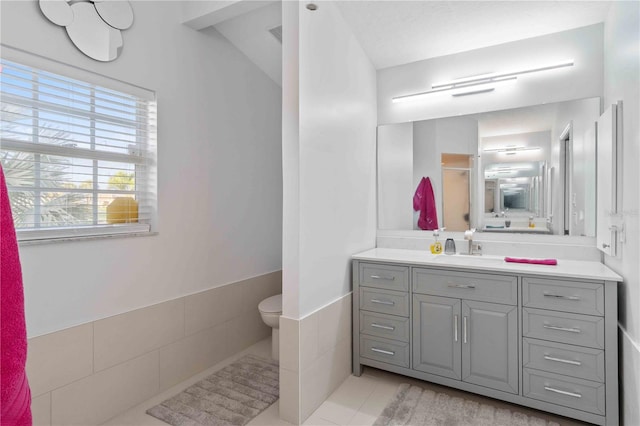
xmin=374 ymin=383 xmax=561 ymax=426
xmin=146 ymin=354 xmax=279 ymax=426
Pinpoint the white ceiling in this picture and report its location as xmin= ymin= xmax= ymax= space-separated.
xmin=335 ymin=1 xmax=612 ymax=69
xmin=211 ymin=1 xmax=282 ymax=86
xmin=205 ymin=1 xmax=612 ymax=82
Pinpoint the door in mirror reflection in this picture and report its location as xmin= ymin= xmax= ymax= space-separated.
xmin=442 ymin=154 xmax=472 ymax=231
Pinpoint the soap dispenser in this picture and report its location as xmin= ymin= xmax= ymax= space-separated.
xmin=430 ymin=228 xmax=443 ymax=254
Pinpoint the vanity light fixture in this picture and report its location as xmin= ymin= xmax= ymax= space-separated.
xmin=451 ymin=87 xmax=496 ymax=97
xmin=496 ymin=166 xmax=532 ymax=171
xmin=483 ymin=146 xmax=541 ymax=154
xmin=392 ymin=60 xmax=574 ymax=103
xmin=484 ymin=165 xmax=532 ymax=177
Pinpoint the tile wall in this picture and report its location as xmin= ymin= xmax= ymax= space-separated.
xmin=279 ymin=293 xmax=352 ymax=424
xmin=27 ymin=271 xmax=282 ymax=425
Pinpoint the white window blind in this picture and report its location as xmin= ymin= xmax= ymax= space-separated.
xmin=0 ymin=59 xmax=157 ymax=242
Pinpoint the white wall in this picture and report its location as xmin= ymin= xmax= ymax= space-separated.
xmin=377 ymin=123 xmax=413 ymax=230
xmin=281 ymin=0 xmax=300 ymax=320
xmin=296 ymin=0 xmax=378 ymax=317
xmin=282 ymin=1 xmax=377 ymax=319
xmin=378 ymin=24 xmax=603 ymax=125
xmin=413 ymin=116 xmax=478 ymax=229
xmin=602 ymin=2 xmax=640 ymax=425
xmin=0 ymin=1 xmax=282 ymax=337
xmin=280 ymin=2 xmax=376 ymax=422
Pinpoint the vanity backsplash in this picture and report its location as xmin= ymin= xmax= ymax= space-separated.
xmin=377 ymin=232 xmax=601 ymax=262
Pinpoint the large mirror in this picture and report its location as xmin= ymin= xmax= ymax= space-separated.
xmin=378 ymin=97 xmax=600 ymax=236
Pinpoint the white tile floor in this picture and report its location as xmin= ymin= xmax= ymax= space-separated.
xmin=104 ymin=337 xmax=587 ymax=426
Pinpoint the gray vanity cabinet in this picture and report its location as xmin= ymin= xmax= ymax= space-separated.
xmin=356 ymin=263 xmax=411 ymax=370
xmin=412 ymin=291 xmax=518 ymax=394
xmin=352 ymin=258 xmax=619 ymax=426
xmin=413 ymin=295 xmax=461 ymax=379
xmin=461 ymin=300 xmax=518 ymax=394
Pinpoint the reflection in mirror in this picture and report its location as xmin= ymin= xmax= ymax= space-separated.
xmin=65 ymin=2 xmax=123 ymax=62
xmin=377 ymin=97 xmax=600 ymax=236
xmin=483 ymin=161 xmax=550 ymax=233
xmin=40 ymin=0 xmax=132 ymax=62
xmin=481 ymin=128 xmax=551 ymax=233
xmin=442 ymin=154 xmax=472 ymax=231
xmin=95 ymin=0 xmax=134 ymax=30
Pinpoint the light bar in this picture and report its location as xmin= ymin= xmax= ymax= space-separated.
xmin=495 ymin=166 xmax=533 ymax=171
xmin=452 ymin=88 xmax=495 ymax=97
xmin=483 ymin=146 xmax=541 ymax=153
xmin=392 ymin=60 xmax=574 ymax=103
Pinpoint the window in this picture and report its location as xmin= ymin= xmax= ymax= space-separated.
xmin=0 ymin=58 xmax=157 ymax=242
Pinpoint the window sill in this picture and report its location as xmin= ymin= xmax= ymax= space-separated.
xmin=17 ymin=224 xmax=156 ymax=246
xmin=18 ymin=231 xmax=158 ymax=246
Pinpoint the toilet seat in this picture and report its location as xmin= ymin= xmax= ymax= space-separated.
xmin=258 ymin=294 xmax=282 ymax=314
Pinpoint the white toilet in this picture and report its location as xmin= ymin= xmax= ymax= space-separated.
xmin=258 ymin=294 xmax=282 ymax=361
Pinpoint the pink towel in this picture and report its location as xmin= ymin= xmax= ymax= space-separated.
xmin=413 ymin=177 xmax=439 ymax=231
xmin=1 ymin=166 xmax=32 ymax=426
xmin=504 ymin=257 xmax=558 ymax=266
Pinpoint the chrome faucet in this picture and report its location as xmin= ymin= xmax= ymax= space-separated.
xmin=464 ymin=228 xmax=482 ymax=255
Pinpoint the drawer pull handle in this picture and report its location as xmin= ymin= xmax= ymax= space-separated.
xmin=448 ymin=283 xmax=476 ymax=289
xmin=370 ymin=275 xmax=396 ymax=281
xmin=371 ymin=299 xmax=395 ymax=306
xmin=543 ymin=293 xmax=581 ymax=301
xmin=371 ymin=323 xmax=395 ymax=331
xmin=543 ymin=324 xmax=581 ymax=333
xmin=371 ymin=347 xmax=395 ymax=356
xmin=454 ymin=315 xmax=459 ymax=342
xmin=544 ymin=386 xmax=582 ymax=398
xmin=544 ymin=355 xmax=582 ymax=366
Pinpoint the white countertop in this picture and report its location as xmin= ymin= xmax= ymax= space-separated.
xmin=353 ymin=248 xmax=622 ymax=282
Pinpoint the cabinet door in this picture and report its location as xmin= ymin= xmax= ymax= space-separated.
xmin=413 ymin=295 xmax=461 ymax=380
xmin=462 ymin=300 xmax=518 ymax=394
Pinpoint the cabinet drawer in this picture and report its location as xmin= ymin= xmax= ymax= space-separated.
xmin=413 ymin=268 xmax=517 ymax=305
xmin=523 ymin=368 xmax=605 ymax=415
xmin=523 ymin=338 xmax=605 ymax=382
xmin=359 ymin=263 xmax=409 ymax=291
xmin=360 ymin=311 xmax=410 ymax=342
xmin=360 ymin=336 xmax=409 ymax=368
xmin=360 ymin=288 xmax=409 ymax=317
xmin=523 ymin=277 xmax=604 ymax=316
xmin=523 ymin=308 xmax=604 ymax=349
